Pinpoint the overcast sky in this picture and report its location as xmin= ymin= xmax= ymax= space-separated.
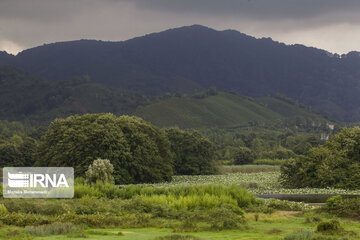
xmin=1 ymin=0 xmax=360 ymax=55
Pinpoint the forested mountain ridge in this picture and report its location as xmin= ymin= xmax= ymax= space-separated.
xmin=0 ymin=66 xmax=331 ymax=130
xmin=1 ymin=25 xmax=360 ymax=121
xmin=0 ymin=66 xmax=150 ymax=123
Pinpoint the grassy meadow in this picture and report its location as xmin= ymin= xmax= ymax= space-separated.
xmin=1 ymin=165 xmax=360 ymax=240
xmin=136 ymin=165 xmax=360 ymax=195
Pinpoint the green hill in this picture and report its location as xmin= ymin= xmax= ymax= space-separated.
xmin=133 ymin=92 xmax=329 ymax=129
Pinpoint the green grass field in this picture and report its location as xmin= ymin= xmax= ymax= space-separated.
xmin=1 ymin=166 xmax=359 ymax=240
xmin=1 ymin=212 xmax=359 ymax=240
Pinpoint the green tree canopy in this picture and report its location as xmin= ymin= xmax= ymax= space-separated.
xmin=0 ymin=135 xmax=37 ymax=168
xmin=36 ymin=113 xmax=173 ymax=184
xmin=165 ymin=128 xmax=217 ymax=175
xmin=280 ymin=127 xmax=360 ymax=189
xmin=234 ymin=147 xmax=255 ymax=165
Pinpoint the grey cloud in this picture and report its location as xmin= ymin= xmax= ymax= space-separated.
xmin=0 ymin=0 xmax=360 ymax=54
xmin=129 ymin=0 xmax=360 ymax=21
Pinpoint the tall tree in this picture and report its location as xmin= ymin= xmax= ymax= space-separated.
xmin=36 ymin=113 xmax=173 ymax=184
xmin=165 ymin=128 xmax=217 ymax=175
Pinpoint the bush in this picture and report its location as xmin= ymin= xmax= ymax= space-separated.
xmin=0 ymin=204 xmax=8 ymax=216
xmin=0 ymin=184 xmax=254 ymax=229
xmin=260 ymin=148 xmax=295 ymax=160
xmin=74 ymin=196 xmax=114 ymax=215
xmin=254 ymin=158 xmax=286 ymax=165
xmin=74 ymin=183 xmax=105 ymax=198
xmin=265 ymin=198 xmax=307 ymax=211
xmin=325 ymin=196 xmax=360 ymax=219
xmin=25 ymin=222 xmax=81 ymax=236
xmin=326 ymin=196 xmax=343 ymax=211
xmin=1 ymin=199 xmax=69 ymax=215
xmin=206 ymin=204 xmax=244 ymax=230
xmin=85 ymin=158 xmax=114 ymax=184
xmin=304 ymin=213 xmax=322 ymax=224
xmin=173 ymin=215 xmax=199 ymax=232
xmin=283 ymin=230 xmax=315 ymax=240
xmin=316 ymin=220 xmax=342 ymax=233
xmin=0 ymin=212 xmax=54 ymax=226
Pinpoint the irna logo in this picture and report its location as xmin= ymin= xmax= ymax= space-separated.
xmin=3 ymin=167 xmax=74 ymax=198
xmin=7 ymin=172 xmax=69 ymax=188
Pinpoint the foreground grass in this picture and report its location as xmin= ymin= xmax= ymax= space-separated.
xmin=1 ymin=167 xmax=360 ymax=240
xmin=0 ymin=213 xmax=351 ymax=240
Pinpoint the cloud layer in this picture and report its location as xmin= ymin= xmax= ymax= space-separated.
xmin=1 ymin=0 xmax=360 ymax=54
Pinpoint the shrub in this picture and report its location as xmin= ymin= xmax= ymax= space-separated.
xmin=304 ymin=213 xmax=322 ymax=224
xmin=85 ymin=158 xmax=114 ymax=184
xmin=316 ymin=220 xmax=342 ymax=233
xmin=283 ymin=230 xmax=315 ymax=240
xmin=74 ymin=196 xmax=113 ymax=215
xmin=325 ymin=196 xmax=360 ymax=219
xmin=260 ymin=148 xmax=295 ymax=160
xmin=74 ymin=183 xmax=105 ymax=198
xmin=173 ymin=217 xmax=199 ymax=232
xmin=206 ymin=204 xmax=244 ymax=230
xmin=24 ymin=222 xmax=81 ymax=236
xmin=326 ymin=196 xmax=343 ymax=211
xmin=0 ymin=212 xmax=54 ymax=226
xmin=92 ymin=181 xmax=121 ymax=199
xmin=1 ymin=199 xmax=69 ymax=215
xmin=0 ymin=203 xmax=8 ymax=215
xmin=254 ymin=158 xmax=286 ymax=165
xmin=265 ymin=198 xmax=307 ymax=211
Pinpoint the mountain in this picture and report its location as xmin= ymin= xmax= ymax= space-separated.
xmin=0 ymin=51 xmax=15 ymax=64
xmin=133 ymin=90 xmax=329 ymax=129
xmin=0 ymin=66 xmax=330 ymax=130
xmin=0 ymin=66 xmax=149 ymax=123
xmin=1 ymin=25 xmax=360 ymax=121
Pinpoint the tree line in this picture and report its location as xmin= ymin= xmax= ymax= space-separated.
xmin=0 ymin=114 xmax=217 ymax=184
xmin=280 ymin=127 xmax=360 ymax=189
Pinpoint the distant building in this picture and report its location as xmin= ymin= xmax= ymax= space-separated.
xmin=328 ymin=124 xmax=335 ymax=130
